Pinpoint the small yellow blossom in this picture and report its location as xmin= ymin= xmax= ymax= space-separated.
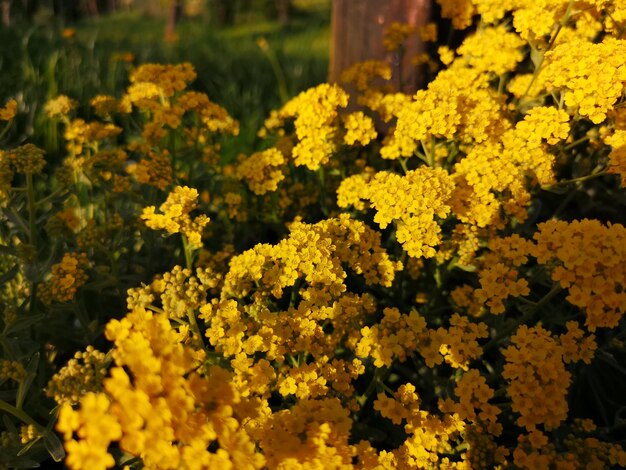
xmin=0 ymin=99 xmax=17 ymax=121
xmin=141 ymin=186 xmax=210 ymax=249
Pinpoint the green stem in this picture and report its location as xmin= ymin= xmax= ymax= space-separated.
xmin=357 ymin=366 xmax=390 ymax=406
xmin=181 ymin=234 xmax=193 ymax=270
xmin=563 ymin=135 xmax=591 ymax=151
xmin=26 ymin=174 xmax=37 ymax=251
xmin=542 ymin=170 xmax=608 ymax=189
xmin=258 ymin=39 xmax=289 ymax=103
xmin=398 ymin=158 xmax=409 ymax=174
xmin=35 ymin=187 xmax=68 ymax=208
xmin=180 ymin=234 xmax=204 ymax=347
xmin=519 ymin=0 xmax=574 ymax=102
xmin=186 ymin=307 xmax=205 ymax=349
xmin=0 ymin=399 xmax=41 ymax=429
xmin=420 ymin=139 xmax=434 ymax=167
xmin=484 ymin=284 xmax=563 ymax=351
xmin=0 ymin=120 xmax=11 ymax=141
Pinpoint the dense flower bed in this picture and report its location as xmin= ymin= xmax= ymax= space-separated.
xmin=2 ymin=1 xmax=626 ymax=468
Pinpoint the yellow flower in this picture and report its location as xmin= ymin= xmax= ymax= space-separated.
xmin=141 ymin=186 xmax=210 ymax=249
xmin=0 ymin=99 xmax=17 ymax=121
xmin=45 ymin=95 xmax=76 ymax=119
xmin=236 ymin=148 xmax=286 ymax=195
xmin=342 ymin=111 xmax=377 ymax=146
xmin=502 ymin=325 xmax=571 ymax=431
xmin=383 ymin=22 xmax=416 ymax=52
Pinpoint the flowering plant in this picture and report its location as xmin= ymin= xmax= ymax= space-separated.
xmin=2 ymin=1 xmax=626 ymax=468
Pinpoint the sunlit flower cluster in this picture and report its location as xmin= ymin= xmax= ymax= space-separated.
xmin=38 ymin=252 xmax=90 ymax=303
xmin=261 ymin=83 xmax=349 ymax=170
xmin=236 ymin=147 xmax=286 ymax=195
xmin=141 ymin=185 xmax=210 ymax=248
xmin=5 ymin=2 xmax=626 ymax=469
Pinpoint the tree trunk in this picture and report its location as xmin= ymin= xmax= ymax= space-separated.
xmin=83 ymin=0 xmax=99 ymax=16
xmin=275 ymin=0 xmax=290 ymax=25
xmin=213 ymin=0 xmax=236 ymax=26
xmin=164 ymin=0 xmax=182 ymax=40
xmin=1 ymin=0 xmax=10 ymax=27
xmin=330 ymin=0 xmax=431 ymax=93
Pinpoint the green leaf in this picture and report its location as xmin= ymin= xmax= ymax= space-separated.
xmin=5 ymin=314 xmax=46 ymax=335
xmin=0 ymin=264 xmax=19 ymax=285
xmin=0 ymin=244 xmax=16 ymax=255
xmin=5 ymin=455 xmax=40 ymax=468
xmin=3 ymin=414 xmax=18 ymax=434
xmin=43 ymin=431 xmax=65 ymax=462
xmin=16 ymin=435 xmax=41 ymax=457
xmin=16 ymin=352 xmax=39 ymax=410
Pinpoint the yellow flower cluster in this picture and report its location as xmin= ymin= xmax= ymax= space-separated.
xmin=531 ymin=219 xmax=626 ymax=330
xmin=235 ymin=147 xmax=286 ymax=195
xmin=342 ymin=111 xmax=377 ymax=146
xmin=439 ymin=369 xmax=502 ymax=436
xmin=126 ymin=147 xmax=173 ymax=190
xmin=224 ymin=214 xmax=399 ymax=300
xmin=59 ymin=308 xmax=265 ymax=469
xmin=257 ymin=397 xmax=355 ymax=467
xmin=141 ymin=186 xmax=210 ymax=248
xmin=339 ymin=60 xmax=392 ymax=92
xmin=128 ymin=62 xmax=196 ymax=97
xmin=205 ymin=216 xmax=399 ymax=371
xmin=38 ymin=252 xmax=90 ymax=303
xmin=502 ymin=325 xmax=571 ymax=431
xmin=356 ymin=308 xmax=426 ymax=367
xmin=436 ymin=0 xmax=476 ymax=29
xmin=46 ymin=346 xmax=108 ymax=405
xmin=0 ymin=359 xmax=26 ymax=382
xmin=45 ymin=95 xmax=76 ymax=119
xmin=151 ymin=265 xmax=219 ymax=319
xmin=421 ymin=314 xmax=489 ymax=370
xmin=381 ymin=67 xmax=508 ymax=159
xmin=4 ymin=143 xmax=46 ymax=175
xmin=474 ymin=262 xmax=530 ymax=314
xmin=419 ymin=22 xmax=438 ymax=42
xmin=559 ymin=321 xmax=597 ymax=364
xmin=606 ymin=129 xmax=626 ymax=185
xmin=542 ymin=38 xmax=626 ymax=123
xmin=0 ymin=99 xmax=17 ymax=121
xmin=19 ymin=424 xmax=39 ymax=445
xmin=363 ymin=167 xmax=455 ymax=258
xmin=383 ymin=22 xmax=415 ymax=52
xmin=452 ymin=106 xmax=569 ymax=228
xmin=63 ymin=119 xmax=122 ymax=156
xmin=336 ymin=169 xmax=374 ymax=210
xmin=57 ymin=392 xmax=122 ymax=470
xmin=456 ymin=26 xmax=525 ymax=75
xmin=177 ymin=90 xmax=239 ymax=135
xmin=372 ymin=383 xmax=465 ymax=468
xmin=90 ymin=94 xmax=120 ymax=117
xmin=261 ymin=83 xmax=349 ymax=170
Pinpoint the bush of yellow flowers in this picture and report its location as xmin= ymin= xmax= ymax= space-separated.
xmin=2 ymin=1 xmax=626 ymax=468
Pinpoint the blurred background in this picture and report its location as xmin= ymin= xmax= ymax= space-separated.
xmin=0 ymin=0 xmax=332 ymax=158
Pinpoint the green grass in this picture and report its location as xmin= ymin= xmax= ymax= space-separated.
xmin=0 ymin=4 xmax=330 ymax=160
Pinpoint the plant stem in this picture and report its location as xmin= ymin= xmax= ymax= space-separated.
xmin=484 ymin=284 xmax=563 ymax=351
xmin=26 ymin=174 xmax=37 ymax=251
xmin=0 ymin=399 xmax=41 ymax=429
xmin=542 ymin=170 xmax=608 ymax=189
xmin=519 ymin=0 xmax=574 ymax=101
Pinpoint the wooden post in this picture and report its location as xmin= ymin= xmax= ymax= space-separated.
xmin=275 ymin=0 xmax=290 ymax=25
xmin=165 ymin=0 xmax=182 ymax=41
xmin=1 ymin=0 xmax=10 ymax=26
xmin=330 ymin=0 xmax=431 ymax=93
